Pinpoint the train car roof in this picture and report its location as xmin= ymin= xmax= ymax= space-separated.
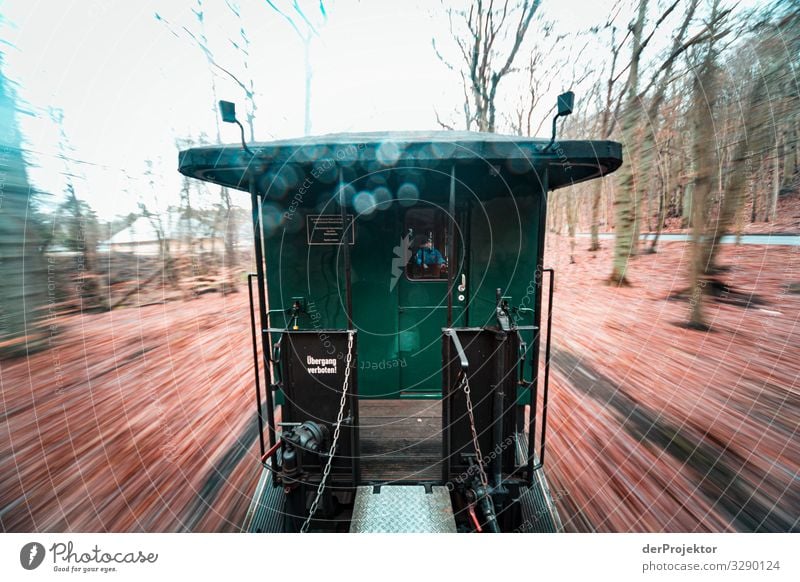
xmin=178 ymin=130 xmax=622 ymax=193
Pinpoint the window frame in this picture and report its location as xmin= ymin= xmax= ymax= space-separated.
xmin=403 ymin=207 xmax=457 ymax=283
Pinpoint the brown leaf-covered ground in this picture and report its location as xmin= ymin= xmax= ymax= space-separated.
xmin=0 ymin=288 xmax=264 ymax=532
xmin=543 ymin=236 xmax=799 ymax=532
xmin=1 ymin=239 xmax=798 ymax=532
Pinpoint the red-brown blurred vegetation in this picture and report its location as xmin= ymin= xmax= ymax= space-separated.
xmin=1 ymin=237 xmax=797 ymax=532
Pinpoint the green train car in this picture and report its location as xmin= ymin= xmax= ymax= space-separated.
xmin=178 ymin=96 xmax=622 ymax=532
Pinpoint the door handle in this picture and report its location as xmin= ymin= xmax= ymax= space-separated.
xmin=457 ymin=273 xmax=466 ymax=292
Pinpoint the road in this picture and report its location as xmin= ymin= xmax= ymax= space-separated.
xmin=576 ymin=233 xmax=800 ymax=245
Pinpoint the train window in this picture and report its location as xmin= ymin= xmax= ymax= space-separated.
xmin=405 ymin=208 xmax=451 ymax=281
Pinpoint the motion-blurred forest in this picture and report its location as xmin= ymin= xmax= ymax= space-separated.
xmin=1 ymin=0 xmax=798 ymax=532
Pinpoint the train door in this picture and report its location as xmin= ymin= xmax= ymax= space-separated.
xmin=397 ymin=206 xmax=466 ymax=397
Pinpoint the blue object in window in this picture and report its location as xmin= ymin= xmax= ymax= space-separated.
xmin=415 ymin=246 xmax=445 ymax=266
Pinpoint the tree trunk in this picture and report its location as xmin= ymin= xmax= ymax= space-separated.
xmin=704 ymin=59 xmax=771 ymax=272
xmin=683 ymin=181 xmax=693 ymax=228
xmin=750 ymin=163 xmax=758 ymax=223
xmin=589 ymin=180 xmax=602 ymax=251
xmin=768 ymin=138 xmax=780 ymax=221
xmin=222 ymin=186 xmax=238 ymax=293
xmin=648 ymin=173 xmax=666 ymax=253
xmin=645 ymin=173 xmax=654 ymax=233
xmin=611 ymin=0 xmax=648 ymax=284
xmin=689 ymin=117 xmax=714 ymax=329
xmin=567 ymin=190 xmax=577 ymax=263
xmin=688 ymin=0 xmax=724 ymax=329
xmin=688 ymin=198 xmax=708 ymax=329
xmin=783 ymin=124 xmax=796 ymax=189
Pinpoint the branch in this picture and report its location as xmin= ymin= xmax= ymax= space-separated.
xmin=461 ymin=71 xmax=474 ymax=129
xmin=292 ymin=0 xmax=320 ymax=38
xmin=264 ymin=0 xmax=303 ymax=38
xmin=493 ymin=0 xmax=540 ymax=83
xmin=639 ymin=0 xmax=701 ymax=99
xmin=155 ymin=13 xmax=252 ymax=98
xmin=431 ymin=38 xmax=455 ymax=71
xmin=639 ymin=0 xmax=681 ymax=55
xmin=610 ymin=0 xmax=681 ymax=87
xmin=435 ymin=109 xmax=456 ymax=130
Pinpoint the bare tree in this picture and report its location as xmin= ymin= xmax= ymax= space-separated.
xmin=158 ymin=2 xmax=256 ymax=290
xmin=49 ymin=107 xmax=106 ymax=310
xmin=506 ymin=17 xmax=555 ymax=136
xmin=588 ymin=14 xmax=627 ymax=251
xmin=264 ymin=1 xmax=328 ymax=135
xmin=225 ymin=1 xmax=258 ymax=140
xmin=434 ymin=0 xmax=541 ymax=132
xmin=141 ymin=160 xmax=179 ymax=288
xmin=610 ymin=0 xmax=649 ymax=284
xmin=702 ymin=5 xmax=800 ymax=274
xmin=640 ymin=0 xmax=700 ymax=253
xmin=566 ymin=188 xmax=579 ymax=263
xmin=610 ymin=0 xmax=697 ymax=282
xmin=155 ymin=4 xmax=257 ymax=140
xmin=687 ymin=0 xmax=729 ymax=329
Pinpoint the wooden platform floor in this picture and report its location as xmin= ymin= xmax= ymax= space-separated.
xmin=358 ymin=400 xmax=444 ymax=482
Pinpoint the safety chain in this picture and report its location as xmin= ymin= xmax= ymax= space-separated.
xmin=301 ymin=331 xmax=354 ymax=533
xmin=459 ymin=371 xmax=490 ymax=493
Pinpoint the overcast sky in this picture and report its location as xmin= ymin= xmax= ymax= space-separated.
xmin=1 ymin=0 xmax=674 ymax=220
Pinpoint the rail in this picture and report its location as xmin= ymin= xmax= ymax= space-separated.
xmin=528 ymin=268 xmax=555 ymax=473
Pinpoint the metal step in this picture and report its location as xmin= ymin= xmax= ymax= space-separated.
xmin=359 ymin=399 xmax=443 ymax=482
xmin=243 ymin=464 xmax=285 ymax=533
xmin=515 ymin=433 xmax=563 ymax=532
xmin=349 ymin=485 xmax=457 ymax=533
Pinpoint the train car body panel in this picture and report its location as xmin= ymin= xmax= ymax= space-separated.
xmin=179 ymin=128 xmax=622 ymax=533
